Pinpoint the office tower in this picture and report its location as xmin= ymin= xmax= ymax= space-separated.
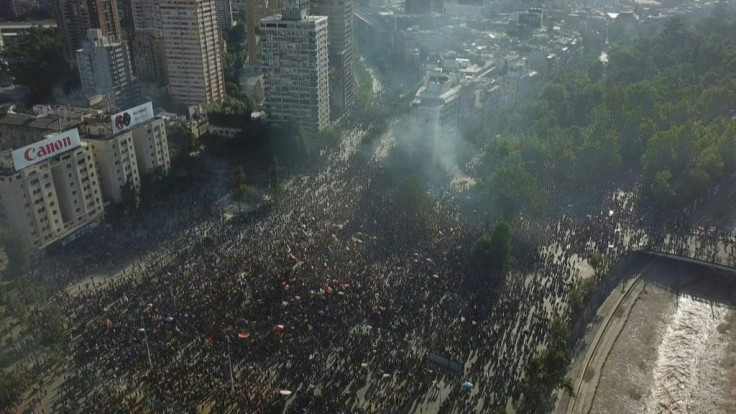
xmin=76 ymin=29 xmax=140 ymax=110
xmin=215 ymin=0 xmax=233 ymax=30
xmin=245 ymin=0 xmax=282 ymax=63
xmin=311 ymin=0 xmax=354 ymax=118
xmin=259 ymin=0 xmax=330 ymax=131
xmin=53 ymin=0 xmax=123 ymax=59
xmin=160 ymin=0 xmax=225 ymax=106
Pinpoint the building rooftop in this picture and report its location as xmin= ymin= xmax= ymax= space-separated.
xmin=0 ymin=20 xmax=56 ymax=29
xmin=260 ymin=14 xmax=327 ymax=23
xmin=0 ymin=113 xmax=80 ymax=132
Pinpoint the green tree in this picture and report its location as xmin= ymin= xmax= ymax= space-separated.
xmin=35 ymin=303 xmax=67 ymax=346
xmin=229 ymin=167 xmax=253 ymax=213
xmin=607 ymin=45 xmax=653 ymax=84
xmin=569 ymin=277 xmax=597 ymax=317
xmin=5 ymin=291 xmax=28 ymax=322
xmin=208 ymin=95 xmax=249 ymax=116
xmin=488 ymin=222 xmax=513 ymax=274
xmin=0 ymin=27 xmax=74 ymax=103
xmin=492 ymin=162 xmax=547 ymax=219
xmin=517 ymin=318 xmax=573 ymax=413
xmin=353 ymin=59 xmax=375 ymax=114
xmin=166 ymin=120 xmax=197 ymax=151
xmin=470 ymin=222 xmax=513 ymax=286
xmin=0 ymin=368 xmax=29 ymax=411
xmin=470 ymin=235 xmax=493 ymax=272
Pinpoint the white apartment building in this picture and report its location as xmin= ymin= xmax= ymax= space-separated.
xmin=259 ymin=0 xmax=330 ymax=131
xmin=131 ymin=118 xmax=171 ymax=176
xmin=161 ymin=0 xmax=225 ymax=106
xmin=410 ymin=72 xmax=465 ymax=145
xmin=0 ymin=163 xmax=64 ymax=248
xmin=130 ymin=0 xmax=168 ymax=84
xmin=84 ymin=123 xmax=141 ymax=203
xmin=76 ymin=29 xmax=140 ymax=110
xmin=0 ymin=129 xmax=104 ymax=248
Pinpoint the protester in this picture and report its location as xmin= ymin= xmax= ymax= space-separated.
xmin=35 ymin=137 xmax=736 ymax=414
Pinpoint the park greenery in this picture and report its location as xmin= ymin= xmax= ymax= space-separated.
xmin=0 ymin=6 xmax=733 ymax=412
xmin=517 ymin=318 xmax=573 ymax=413
xmin=470 ymin=222 xmax=513 ymax=287
xmin=0 ymin=27 xmax=76 ymax=103
xmin=229 ymin=167 xmax=255 ymax=213
xmin=478 ymin=9 xmax=736 ymax=222
xmin=482 ymin=9 xmax=736 ymax=412
xmin=0 ymin=274 xmax=68 ymax=411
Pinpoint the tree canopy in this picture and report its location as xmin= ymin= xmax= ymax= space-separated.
xmin=477 ymin=10 xmax=736 ymax=219
xmin=470 ymin=222 xmax=513 ymax=287
xmin=0 ymin=27 xmax=75 ymax=103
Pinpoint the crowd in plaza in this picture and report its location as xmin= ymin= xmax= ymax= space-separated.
xmin=23 ymin=129 xmax=736 ymax=414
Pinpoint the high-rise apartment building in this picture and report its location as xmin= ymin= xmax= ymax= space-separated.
xmin=244 ymin=0 xmax=282 ymax=63
xmin=260 ymin=0 xmax=330 ymax=131
xmin=160 ymin=0 xmax=225 ymax=106
xmin=130 ymin=0 xmax=160 ymax=29
xmin=0 ymin=128 xmax=104 ymax=248
xmin=130 ymin=117 xmax=170 ymax=176
xmin=83 ymin=122 xmax=141 ymax=203
xmin=53 ymin=0 xmax=123 ymax=59
xmin=0 ymin=106 xmax=169 ymax=249
xmin=311 ymin=0 xmax=354 ymax=118
xmin=76 ymin=29 xmax=140 ymax=110
xmin=129 ymin=0 xmax=168 ymax=83
xmin=215 ymin=0 xmax=233 ymax=30
xmin=132 ymin=30 xmax=168 ymax=82
xmin=0 ymin=0 xmax=18 ymax=20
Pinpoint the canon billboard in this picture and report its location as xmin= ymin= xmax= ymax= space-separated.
xmin=12 ymin=128 xmax=81 ymax=171
xmin=110 ymin=102 xmax=154 ymax=133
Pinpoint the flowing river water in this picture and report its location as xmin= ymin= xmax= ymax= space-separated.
xmin=644 ymin=295 xmax=730 ymax=413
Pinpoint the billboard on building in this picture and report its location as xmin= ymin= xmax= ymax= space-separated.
xmin=12 ymin=128 xmax=81 ymax=171
xmin=110 ymin=102 xmax=154 ymax=133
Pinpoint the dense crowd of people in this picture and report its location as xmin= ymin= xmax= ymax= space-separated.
xmin=22 ymin=126 xmax=736 ymax=414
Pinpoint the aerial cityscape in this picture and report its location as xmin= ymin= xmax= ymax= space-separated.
xmin=0 ymin=0 xmax=734 ymax=412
